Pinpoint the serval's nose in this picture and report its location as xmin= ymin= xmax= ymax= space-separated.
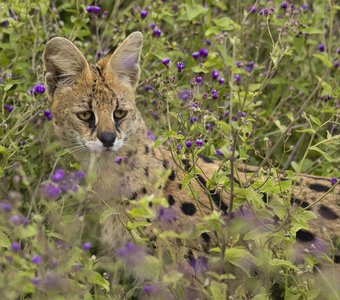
xmin=97 ymin=132 xmax=116 ymax=147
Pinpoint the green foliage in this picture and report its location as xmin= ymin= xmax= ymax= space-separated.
xmin=0 ymin=0 xmax=339 ymax=299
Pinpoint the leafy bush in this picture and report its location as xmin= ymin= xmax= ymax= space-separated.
xmin=0 ymin=0 xmax=339 ymax=299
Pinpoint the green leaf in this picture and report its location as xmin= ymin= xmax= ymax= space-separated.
xmin=274 ymin=120 xmax=287 ymax=134
xmin=128 ymin=207 xmax=154 ymax=218
xmin=309 ymin=115 xmax=321 ymax=126
xmin=309 ymin=146 xmax=335 ymax=162
xmin=99 ymin=209 xmax=115 ymax=224
xmin=209 ymin=280 xmax=227 ymax=300
xmin=185 ymin=4 xmax=208 ymax=21
xmin=235 ymin=187 xmax=265 ymax=209
xmin=0 ymin=146 xmax=8 ymax=155
xmin=224 ymin=247 xmax=255 ymax=276
xmin=87 ymin=271 xmax=110 ymax=291
xmin=213 ymin=17 xmax=240 ymax=31
xmin=313 ymin=53 xmax=333 ymax=68
xmin=216 ymin=121 xmax=232 ymax=134
xmin=301 ymin=28 xmax=323 ymax=35
xmin=126 ymin=221 xmax=150 ymax=230
xmin=205 ymin=26 xmax=221 ymax=37
xmin=163 ymin=270 xmax=183 ymax=284
xmin=296 ymin=128 xmax=315 ymax=135
xmin=134 ymin=255 xmax=160 ymax=280
xmin=248 ymin=84 xmax=262 ymax=92
xmin=269 ymin=259 xmax=299 ymax=270
xmin=192 ymin=65 xmax=209 ymax=73
xmin=0 ymin=230 xmax=11 ymax=248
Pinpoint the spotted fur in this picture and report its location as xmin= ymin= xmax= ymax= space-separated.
xmin=44 ymin=33 xmax=340 ymax=267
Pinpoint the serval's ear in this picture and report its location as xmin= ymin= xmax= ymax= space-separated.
xmin=105 ymin=31 xmax=143 ymax=89
xmin=43 ymin=37 xmax=91 ymax=98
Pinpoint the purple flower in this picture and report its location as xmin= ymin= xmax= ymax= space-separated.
xmin=321 ymin=94 xmax=332 ymax=102
xmin=93 ymin=6 xmax=101 ymax=14
xmin=51 ymin=169 xmax=65 ymax=183
xmin=140 ymin=10 xmax=148 ymax=19
xmin=188 ymin=255 xmax=208 ymax=274
xmin=301 ymin=3 xmax=309 ymax=11
xmin=281 ymin=2 xmax=288 ymax=9
xmin=72 ymin=263 xmax=83 ymax=272
xmin=1 ymin=20 xmax=9 ymax=27
xmin=158 ymin=207 xmax=176 ymax=223
xmin=195 ymin=76 xmax=203 ymax=84
xmin=192 ymin=51 xmax=200 ymax=60
xmin=177 ymin=89 xmax=192 ymax=101
xmin=240 ymin=112 xmax=246 ymax=117
xmin=216 ymin=149 xmax=223 ymax=156
xmin=205 ymin=38 xmax=211 ymax=45
xmin=114 ymin=157 xmax=123 ymax=165
xmin=337 ymin=48 xmax=340 ymax=55
xmin=212 ymin=70 xmax=219 ymax=79
xmin=41 ymin=183 xmax=60 ymax=199
xmin=211 ymin=89 xmax=218 ymax=100
xmin=86 ymin=6 xmax=94 ymax=13
xmin=44 ymin=109 xmax=52 ymax=121
xmin=331 ymin=178 xmax=337 ymax=185
xmin=144 ymin=85 xmax=154 ymax=92
xmin=189 ymin=116 xmax=197 ymax=124
xmin=186 ymin=140 xmax=192 ymax=148
xmin=191 ymin=102 xmax=199 ymax=109
xmin=195 ymin=139 xmax=204 ymax=147
xmin=224 ymin=110 xmax=230 ymax=117
xmin=152 ymin=28 xmax=162 ymax=37
xmin=318 ymin=43 xmax=325 ymax=52
xmin=102 ymin=10 xmax=109 ymax=18
xmin=236 ymin=61 xmax=243 ymax=67
xmin=150 ymin=23 xmax=156 ymax=29
xmin=11 ymin=242 xmax=20 ymax=252
xmin=31 ymin=255 xmax=42 ymax=264
xmin=33 ymin=84 xmax=45 ymax=94
xmin=10 ymin=215 xmax=22 ymax=225
xmin=143 ymin=284 xmax=155 ymax=293
xmin=259 ymin=8 xmax=274 ymax=17
xmin=248 ymin=6 xmax=257 ymax=13
xmin=199 ymin=48 xmax=208 ymax=57
xmin=1 ymin=202 xmax=12 ymax=212
xmin=205 ymin=123 xmax=214 ymax=131
xmin=4 ymin=104 xmax=14 ymax=112
xmin=82 ymin=242 xmax=91 ymax=251
xmin=162 ymin=58 xmax=170 ymax=67
xmin=76 ymin=171 xmax=85 ymax=180
xmin=116 ymin=241 xmax=146 ymax=266
xmin=147 ymin=129 xmax=156 ymax=141
xmin=218 ymin=77 xmax=225 ymax=84
xmin=334 ymin=61 xmax=339 ymax=68
xmin=245 ymin=61 xmax=255 ymax=73
xmin=234 ymin=74 xmax=241 ymax=85
xmin=31 ymin=278 xmax=40 ymax=286
xmin=176 ymin=61 xmax=185 ymax=72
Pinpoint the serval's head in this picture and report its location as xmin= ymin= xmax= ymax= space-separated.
xmin=43 ymin=32 xmax=145 ymax=161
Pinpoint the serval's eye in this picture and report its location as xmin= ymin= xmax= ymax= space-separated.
xmin=113 ymin=110 xmax=127 ymax=120
xmin=77 ymin=111 xmax=94 ymax=121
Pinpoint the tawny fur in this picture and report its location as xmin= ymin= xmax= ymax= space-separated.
xmin=43 ymin=32 xmax=340 ymax=269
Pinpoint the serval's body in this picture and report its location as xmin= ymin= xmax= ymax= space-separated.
xmin=43 ymin=32 xmax=339 ymax=293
